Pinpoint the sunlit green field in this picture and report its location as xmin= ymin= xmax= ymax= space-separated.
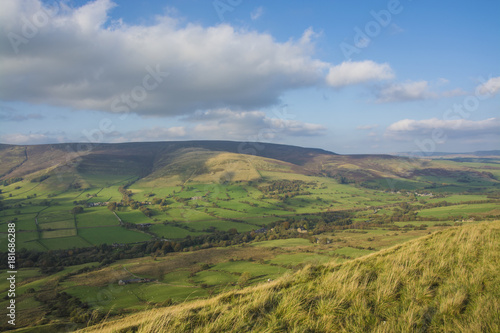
xmin=1 ymin=169 xmax=499 ymax=252
xmin=417 ymin=203 xmax=499 ymax=218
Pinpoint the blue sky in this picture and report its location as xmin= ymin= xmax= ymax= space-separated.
xmin=0 ymin=0 xmax=499 ymax=154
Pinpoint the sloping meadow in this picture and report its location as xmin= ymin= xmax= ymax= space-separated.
xmin=79 ymin=221 xmax=500 ymax=333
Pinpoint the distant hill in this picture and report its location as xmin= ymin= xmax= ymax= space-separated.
xmin=78 ymin=221 xmax=500 ymax=333
xmin=1 ymin=140 xmax=498 ymax=192
xmin=396 ymin=150 xmax=500 ymax=158
xmin=0 ymin=140 xmax=334 ymax=179
xmin=474 ymin=150 xmax=500 ymax=156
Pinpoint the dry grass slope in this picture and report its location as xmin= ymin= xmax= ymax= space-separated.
xmin=79 ymin=221 xmax=500 ymax=333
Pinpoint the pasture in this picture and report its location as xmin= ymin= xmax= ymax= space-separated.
xmin=1 ymin=167 xmax=498 ymax=253
xmin=149 ymin=224 xmax=206 ymax=239
xmin=78 ymin=227 xmax=152 ymax=245
xmin=333 ymin=247 xmax=375 ymax=258
xmin=417 ymin=202 xmax=499 ymax=218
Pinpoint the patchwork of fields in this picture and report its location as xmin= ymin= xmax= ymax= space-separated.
xmin=1 ymin=166 xmax=499 ymax=252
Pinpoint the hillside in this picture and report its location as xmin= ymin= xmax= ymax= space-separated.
xmin=0 ymin=141 xmax=335 ymax=181
xmin=1 ymin=141 xmax=498 ymax=192
xmin=78 ymin=221 xmax=500 ymax=333
xmin=1 ymin=140 xmax=499 ymax=252
xmin=1 ymin=141 xmax=500 ymax=332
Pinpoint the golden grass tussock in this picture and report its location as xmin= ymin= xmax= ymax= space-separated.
xmin=78 ymin=221 xmax=500 ymax=333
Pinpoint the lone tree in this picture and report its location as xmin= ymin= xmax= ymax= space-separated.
xmin=71 ymin=206 xmax=84 ymax=214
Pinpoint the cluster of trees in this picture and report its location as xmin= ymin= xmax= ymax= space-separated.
xmin=118 ymin=185 xmax=134 ymax=204
xmin=139 ymin=206 xmax=154 ymax=217
xmin=30 ymin=175 xmax=50 ymax=183
xmin=34 ymin=290 xmax=103 ymax=324
xmin=258 ymin=180 xmax=312 ymax=200
xmin=68 ymin=182 xmax=82 ymax=189
xmin=272 ymin=212 xmax=353 ymax=235
xmin=152 ymin=197 xmax=170 ymax=206
xmin=173 ymin=196 xmax=192 ymax=203
xmin=389 ymin=202 xmax=418 ymax=222
xmin=2 ymin=177 xmax=23 ymax=186
xmin=330 ymin=173 xmax=352 ymax=184
xmin=107 ymin=201 xmax=118 ymax=211
xmin=121 ymin=221 xmax=146 ymax=231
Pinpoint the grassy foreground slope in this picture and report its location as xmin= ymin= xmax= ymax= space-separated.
xmin=80 ymin=221 xmax=500 ymax=333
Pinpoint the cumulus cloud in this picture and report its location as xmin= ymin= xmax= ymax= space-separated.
xmin=0 ymin=0 xmax=397 ymax=118
xmin=186 ymin=109 xmax=327 ymax=140
xmin=375 ymin=80 xmax=436 ymax=103
xmin=0 ymin=0 xmax=328 ymax=116
xmin=375 ymin=80 xmax=471 ymax=103
xmin=326 ymin=61 xmax=394 ymax=88
xmin=477 ymin=76 xmax=500 ymax=96
xmin=386 ymin=117 xmax=500 ymax=140
xmin=77 ymin=109 xmax=327 ymax=143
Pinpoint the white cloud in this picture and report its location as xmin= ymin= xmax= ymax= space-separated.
xmin=0 ymin=0 xmax=332 ymax=117
xmin=376 ymin=80 xmax=469 ymax=103
xmin=477 ymin=76 xmax=500 ymax=96
xmin=250 ymin=7 xmax=264 ymax=20
xmin=105 ymin=126 xmax=187 ymax=143
xmin=187 ymin=109 xmax=327 ymax=140
xmin=72 ymin=0 xmax=116 ymax=32
xmin=0 ymin=132 xmax=67 ymax=144
xmin=0 ymin=0 xmax=398 ymax=118
xmin=375 ymin=80 xmax=436 ymax=103
xmin=326 ymin=61 xmax=394 ymax=88
xmin=356 ymin=124 xmax=379 ymax=130
xmin=386 ymin=117 xmax=500 ymax=140
xmin=265 ymin=118 xmax=326 ymax=137
xmin=94 ymin=109 xmax=327 ymax=143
